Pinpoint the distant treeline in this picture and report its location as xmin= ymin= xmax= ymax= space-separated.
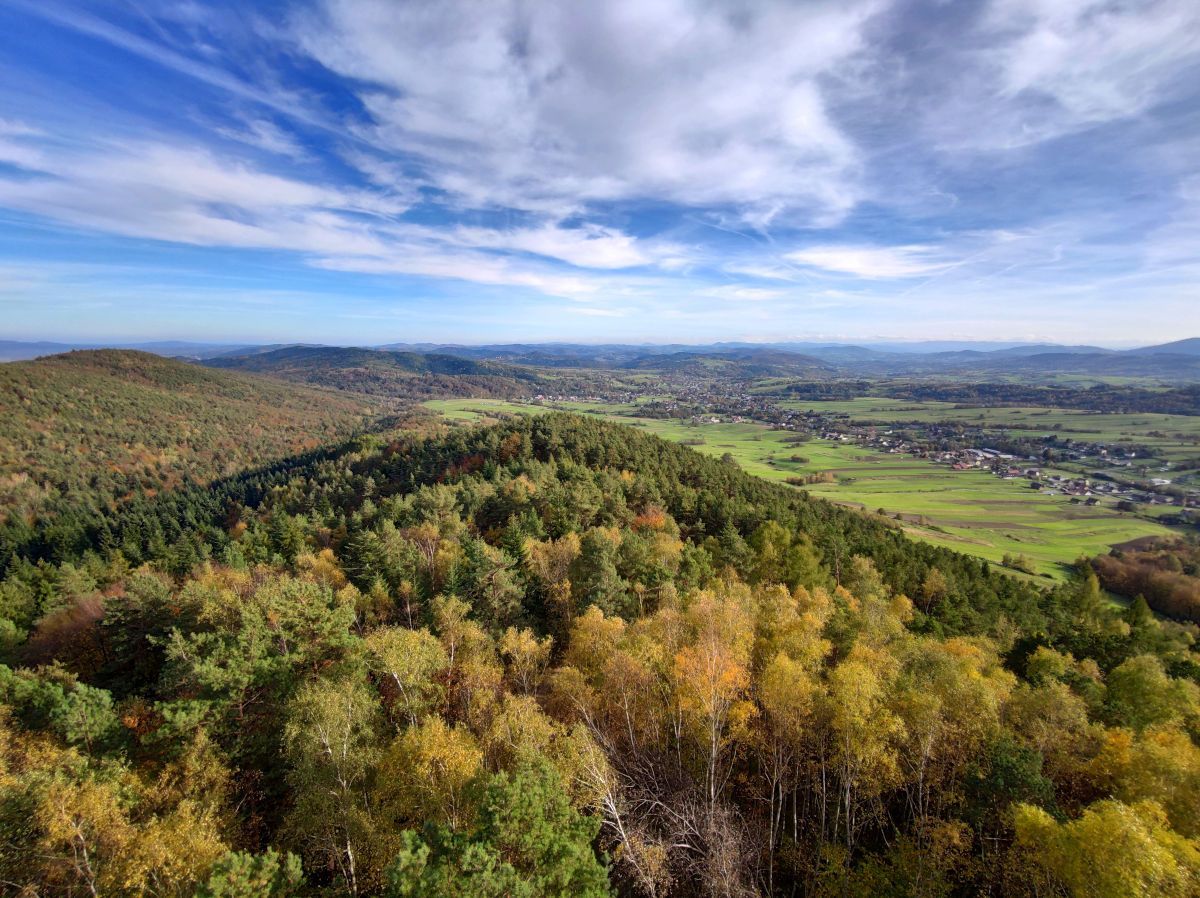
xmin=1093 ymin=539 xmax=1200 ymax=622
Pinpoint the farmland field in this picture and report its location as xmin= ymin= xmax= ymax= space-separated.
xmin=779 ymin=397 xmax=1200 ymax=473
xmin=424 ymin=397 xmax=1181 ymax=578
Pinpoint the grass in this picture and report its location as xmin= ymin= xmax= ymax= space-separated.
xmin=423 ymin=398 xmax=1183 ymax=579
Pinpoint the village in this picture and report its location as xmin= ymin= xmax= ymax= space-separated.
xmin=528 ymin=374 xmax=1199 ymax=524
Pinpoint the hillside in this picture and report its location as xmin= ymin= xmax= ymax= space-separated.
xmin=0 ymin=412 xmax=1195 ymax=897
xmin=204 ymin=345 xmax=545 ymax=398
xmin=0 ymin=350 xmax=379 ymax=526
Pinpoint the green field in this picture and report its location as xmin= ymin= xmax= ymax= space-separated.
xmin=424 ymin=398 xmax=1182 ymax=579
xmin=779 ymin=397 xmax=1200 ymax=473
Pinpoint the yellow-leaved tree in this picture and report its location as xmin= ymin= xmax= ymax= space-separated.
xmin=1015 ymin=799 xmax=1200 ymax=898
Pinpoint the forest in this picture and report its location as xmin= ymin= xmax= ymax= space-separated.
xmin=0 ymin=411 xmax=1196 ymax=897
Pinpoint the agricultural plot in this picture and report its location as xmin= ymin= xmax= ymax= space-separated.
xmin=425 ymin=398 xmax=1180 ymax=578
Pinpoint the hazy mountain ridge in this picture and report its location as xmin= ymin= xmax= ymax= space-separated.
xmin=6 ymin=338 xmax=1199 ymax=380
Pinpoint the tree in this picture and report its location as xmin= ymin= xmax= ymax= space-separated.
xmin=282 ymin=677 xmax=385 ymax=896
xmin=195 ymin=849 xmax=304 ymax=898
xmin=384 ymin=758 xmax=610 ymax=898
xmin=1087 ymin=726 xmax=1200 ymax=838
xmin=525 ymin=533 xmax=581 ymax=633
xmin=431 ymin=596 xmax=502 ymax=728
xmin=366 ymin=627 xmax=448 ymax=727
xmin=826 ymin=645 xmax=904 ymax=854
xmin=1015 ymin=799 xmax=1200 ymax=898
xmin=964 ymin=735 xmax=1056 ymax=841
xmin=460 ymin=538 xmax=523 ymax=631
xmin=49 ymin=682 xmax=120 ymax=755
xmin=0 ymin=713 xmax=229 ymax=897
xmin=499 ymin=627 xmax=553 ymax=695
xmin=755 ymin=651 xmax=818 ymax=891
xmin=1105 ymin=654 xmax=1199 ymax=732
xmin=749 ymin=522 xmax=827 ymax=590
xmin=673 ymin=590 xmax=754 ymax=817
xmin=1066 ymin=570 xmax=1108 ymax=631
xmin=377 ymin=716 xmax=483 ymax=832
xmin=571 ymin=529 xmax=628 ymax=619
xmin=919 ymin=567 xmax=949 ymax=614
xmin=161 ymin=574 xmax=362 ymax=734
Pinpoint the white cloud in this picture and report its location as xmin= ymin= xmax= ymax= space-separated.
xmin=0 ymin=139 xmax=400 ymax=254
xmin=295 ymin=0 xmax=881 ymax=223
xmin=0 ymin=133 xmax=662 ymax=299
xmin=311 ymin=250 xmax=602 ymax=299
xmin=785 ymin=244 xmax=951 ymax=279
xmin=722 ymin=262 xmax=799 ymax=281
xmin=0 ymin=119 xmax=46 ymax=169
xmin=0 ymin=119 xmax=43 ymax=137
xmin=11 ymin=0 xmax=334 ymax=132
xmin=697 ymin=285 xmax=789 ymax=301
xmin=449 ymin=223 xmax=679 ymax=270
xmin=1143 ymin=175 xmax=1200 ymax=265
xmin=4 ymin=0 xmax=1199 ymax=343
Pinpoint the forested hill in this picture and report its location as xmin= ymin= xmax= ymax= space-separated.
xmin=0 ymin=412 xmax=1197 ymax=897
xmin=0 ymin=349 xmax=379 ymax=526
xmin=204 ymin=345 xmax=545 ymax=398
xmin=4 ymin=410 xmax=1046 ymax=635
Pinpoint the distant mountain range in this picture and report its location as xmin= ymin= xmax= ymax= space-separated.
xmin=4 ymin=337 xmax=1199 ymax=379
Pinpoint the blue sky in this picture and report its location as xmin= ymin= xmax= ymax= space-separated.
xmin=0 ymin=0 xmax=1198 ymax=346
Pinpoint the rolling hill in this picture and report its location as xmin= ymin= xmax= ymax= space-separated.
xmin=204 ymin=345 xmax=546 ymax=398
xmin=0 ymin=350 xmax=380 ymax=525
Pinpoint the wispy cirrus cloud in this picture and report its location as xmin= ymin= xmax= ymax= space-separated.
xmin=785 ymin=245 xmax=951 ymax=279
xmin=697 ymin=285 xmax=791 ymax=302
xmin=448 ymin=223 xmax=681 ymax=271
xmin=872 ymin=0 xmax=1200 ymax=154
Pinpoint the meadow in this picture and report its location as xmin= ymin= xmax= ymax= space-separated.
xmin=424 ymin=397 xmax=1181 ymax=578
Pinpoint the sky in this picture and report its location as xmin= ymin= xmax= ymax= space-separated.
xmin=0 ymin=0 xmax=1198 ymax=346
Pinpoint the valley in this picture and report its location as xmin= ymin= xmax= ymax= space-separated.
xmin=423 ymin=395 xmax=1192 ymax=579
